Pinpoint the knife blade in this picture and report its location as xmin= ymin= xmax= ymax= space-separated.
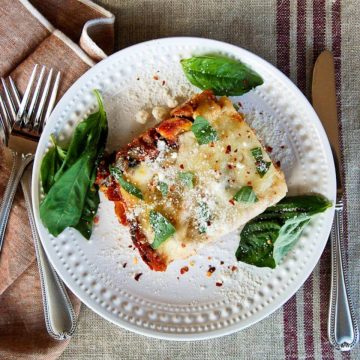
xmin=312 ymin=50 xmax=359 ymax=351
xmin=312 ymin=50 xmax=343 ymax=196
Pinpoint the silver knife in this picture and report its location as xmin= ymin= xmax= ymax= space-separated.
xmin=312 ymin=50 xmax=359 ymax=351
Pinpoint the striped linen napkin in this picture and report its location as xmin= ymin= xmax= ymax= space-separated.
xmin=0 ymin=1 xmax=114 ymax=359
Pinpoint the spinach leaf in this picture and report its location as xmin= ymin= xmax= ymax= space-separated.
xmin=110 ymin=165 xmax=143 ymax=199
xmin=181 ymin=55 xmax=263 ymax=96
xmin=41 ymin=135 xmax=67 ymax=194
xmin=191 ymin=116 xmax=218 ymax=145
xmin=158 ymin=181 xmax=168 ymax=196
xmin=178 ymin=171 xmax=195 ymax=188
xmin=150 ymin=210 xmax=176 ymax=249
xmin=233 ymin=186 xmax=258 ymax=203
xmin=40 ymin=90 xmax=107 ymax=238
xmin=196 ymin=201 xmax=211 ymax=234
xmin=73 ymin=169 xmax=100 ymax=239
xmin=236 ymin=195 xmax=332 ymax=268
xmin=250 ymin=147 xmax=271 ymax=177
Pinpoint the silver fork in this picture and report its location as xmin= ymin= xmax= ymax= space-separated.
xmin=0 ymin=66 xmax=76 ymax=339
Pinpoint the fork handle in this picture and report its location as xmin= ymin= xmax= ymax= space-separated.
xmin=0 ymin=151 xmax=34 ymax=252
xmin=328 ymin=200 xmax=359 ymax=351
xmin=21 ymin=163 xmax=77 ymax=340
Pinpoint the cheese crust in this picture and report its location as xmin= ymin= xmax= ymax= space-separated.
xmin=97 ymin=90 xmax=287 ymax=271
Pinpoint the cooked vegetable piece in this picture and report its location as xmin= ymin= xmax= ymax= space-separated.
xmin=196 ymin=201 xmax=211 ymax=233
xmin=233 ymin=186 xmax=258 ymax=203
xmin=110 ymin=165 xmax=143 ymax=199
xmin=150 ymin=210 xmax=176 ymax=249
xmin=251 ymin=147 xmax=271 ymax=177
xmin=191 ymin=116 xmax=218 ymax=145
xmin=158 ymin=181 xmax=168 ymax=196
xmin=178 ymin=171 xmax=195 ymax=188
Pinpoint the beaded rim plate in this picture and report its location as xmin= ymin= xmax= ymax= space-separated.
xmin=32 ymin=38 xmax=336 ymax=340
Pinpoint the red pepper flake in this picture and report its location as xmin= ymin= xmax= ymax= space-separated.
xmin=180 ymin=266 xmax=189 ymax=275
xmin=280 ymin=145 xmax=285 ymax=149
xmin=237 ymin=101 xmax=243 ymax=108
xmin=128 ymin=245 xmax=132 ymax=248
xmin=162 ymin=80 xmax=166 ymax=86
xmin=207 ymin=266 xmax=216 ymax=277
xmin=208 ymin=256 xmax=212 ymax=260
xmin=123 ymin=263 xmax=127 ymax=268
xmin=225 ymin=145 xmax=231 ymax=154
xmin=136 ymin=77 xmax=140 ymax=80
xmin=207 ymin=220 xmax=211 ymax=226
xmin=265 ymin=146 xmax=273 ymax=153
xmin=177 ymin=276 xmax=180 ymax=280
xmin=227 ymin=164 xmax=234 ymax=170
xmin=181 ymin=243 xmax=186 ymax=248
xmin=220 ymin=261 xmax=224 ymax=265
xmin=234 ymin=148 xmax=238 ymax=153
xmin=229 ymin=199 xmax=235 ymax=206
xmin=210 ymin=142 xmax=215 ymax=147
xmin=216 ymin=282 xmax=223 ymax=287
xmin=153 ymin=75 xmax=159 ymax=80
xmin=231 ymin=266 xmax=238 ymax=272
xmin=134 ymin=273 xmax=143 ymax=281
xmin=276 ymin=161 xmax=281 ymax=167
xmin=247 ymin=181 xmax=252 ymax=186
xmin=93 ymin=215 xmax=99 ymax=224
xmin=179 ymin=164 xmax=184 ymax=169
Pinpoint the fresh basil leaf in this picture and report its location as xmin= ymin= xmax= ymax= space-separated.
xmin=191 ymin=116 xmax=218 ymax=145
xmin=40 ymin=152 xmax=95 ymax=236
xmin=233 ymin=186 xmax=258 ymax=203
xmin=74 ymin=169 xmax=100 ymax=239
xmin=250 ymin=147 xmax=271 ymax=177
xmin=40 ymin=90 xmax=108 ymax=238
xmin=158 ymin=181 xmax=168 ymax=196
xmin=180 ymin=55 xmax=263 ymax=96
xmin=41 ymin=135 xmax=67 ymax=194
xmin=236 ymin=195 xmax=332 ymax=268
xmin=54 ymin=89 xmax=107 ymax=182
xmin=150 ymin=210 xmax=176 ymax=249
xmin=196 ymin=201 xmax=211 ymax=233
xmin=110 ymin=165 xmax=143 ymax=199
xmin=178 ymin=171 xmax=195 ymax=188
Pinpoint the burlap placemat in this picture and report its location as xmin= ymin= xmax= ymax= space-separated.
xmin=60 ymin=1 xmax=359 ymax=359
xmin=0 ymin=1 xmax=114 ymax=359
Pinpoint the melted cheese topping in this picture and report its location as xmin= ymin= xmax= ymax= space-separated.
xmin=119 ymin=97 xmax=287 ymax=263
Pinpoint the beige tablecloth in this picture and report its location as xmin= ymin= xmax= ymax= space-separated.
xmin=59 ymin=1 xmax=360 ymax=359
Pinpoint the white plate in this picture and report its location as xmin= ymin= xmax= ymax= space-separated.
xmin=32 ymin=37 xmax=336 ymax=340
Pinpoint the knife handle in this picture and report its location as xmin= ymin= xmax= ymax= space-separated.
xmin=328 ymin=200 xmax=359 ymax=351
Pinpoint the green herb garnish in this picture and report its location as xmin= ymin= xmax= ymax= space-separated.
xmin=196 ymin=201 xmax=211 ymax=234
xmin=180 ymin=55 xmax=263 ymax=96
xmin=150 ymin=210 xmax=176 ymax=249
xmin=41 ymin=134 xmax=67 ymax=194
xmin=40 ymin=90 xmax=107 ymax=239
xmin=110 ymin=165 xmax=143 ymax=199
xmin=233 ymin=186 xmax=258 ymax=203
xmin=235 ymin=195 xmax=332 ymax=268
xmin=178 ymin=171 xmax=195 ymax=188
xmin=251 ymin=147 xmax=271 ymax=177
xmin=191 ymin=116 xmax=218 ymax=145
xmin=158 ymin=181 xmax=168 ymax=196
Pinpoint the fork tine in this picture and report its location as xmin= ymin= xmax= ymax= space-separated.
xmin=34 ymin=68 xmax=53 ymax=130
xmin=43 ymin=71 xmax=60 ymax=128
xmin=8 ymin=76 xmax=21 ymax=108
xmin=1 ymin=78 xmax=17 ymax=123
xmin=0 ymin=112 xmax=8 ymax=145
xmin=0 ymin=93 xmax=12 ymax=134
xmin=16 ymin=64 xmax=38 ymax=126
xmin=26 ymin=66 xmax=46 ymax=127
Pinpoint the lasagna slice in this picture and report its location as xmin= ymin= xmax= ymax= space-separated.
xmin=96 ymin=90 xmax=287 ymax=271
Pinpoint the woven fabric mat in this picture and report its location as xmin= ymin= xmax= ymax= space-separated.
xmin=60 ymin=1 xmax=360 ymax=359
